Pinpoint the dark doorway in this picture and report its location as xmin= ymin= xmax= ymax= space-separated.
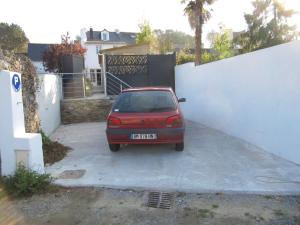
xmin=96 ymin=69 xmax=101 ymax=86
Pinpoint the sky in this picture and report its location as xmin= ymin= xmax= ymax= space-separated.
xmin=0 ymin=0 xmax=299 ymax=45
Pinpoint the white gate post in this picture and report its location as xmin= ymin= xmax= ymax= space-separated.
xmin=0 ymin=70 xmax=44 ymax=175
xmin=102 ymin=54 xmax=107 ymax=96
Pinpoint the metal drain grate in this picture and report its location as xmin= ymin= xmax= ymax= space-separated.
xmin=147 ymin=192 xmax=175 ymax=209
xmin=58 ymin=169 xmax=86 ymax=179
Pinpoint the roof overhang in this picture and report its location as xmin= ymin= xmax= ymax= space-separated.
xmin=100 ymin=43 xmax=149 ymax=54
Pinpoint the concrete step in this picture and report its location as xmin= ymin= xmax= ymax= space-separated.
xmin=92 ymin=86 xmax=104 ymax=94
xmin=93 ymin=90 xmax=104 ymax=94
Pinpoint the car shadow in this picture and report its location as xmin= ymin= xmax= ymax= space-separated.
xmin=114 ymin=143 xmax=179 ymax=155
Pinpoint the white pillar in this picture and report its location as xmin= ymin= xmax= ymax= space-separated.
xmin=101 ymin=54 xmax=107 ymax=96
xmin=0 ymin=70 xmax=44 ymax=175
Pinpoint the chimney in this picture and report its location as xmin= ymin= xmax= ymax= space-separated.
xmin=89 ymin=27 xmax=93 ymax=40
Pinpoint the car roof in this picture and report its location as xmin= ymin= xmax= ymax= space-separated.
xmin=122 ymin=86 xmax=173 ymax=92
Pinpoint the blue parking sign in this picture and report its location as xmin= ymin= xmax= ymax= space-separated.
xmin=12 ymin=74 xmax=21 ymax=92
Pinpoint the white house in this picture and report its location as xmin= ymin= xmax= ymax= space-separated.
xmin=80 ymin=28 xmax=137 ymax=89
xmin=27 ymin=29 xmax=137 ymax=95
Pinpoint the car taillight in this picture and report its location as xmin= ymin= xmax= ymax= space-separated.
xmin=108 ymin=116 xmax=121 ymax=128
xmin=165 ymin=115 xmax=182 ymax=128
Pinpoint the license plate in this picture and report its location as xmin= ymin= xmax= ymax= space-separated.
xmin=131 ymin=133 xmax=157 ymax=140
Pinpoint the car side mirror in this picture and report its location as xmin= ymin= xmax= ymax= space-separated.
xmin=178 ymin=98 xmax=186 ymax=103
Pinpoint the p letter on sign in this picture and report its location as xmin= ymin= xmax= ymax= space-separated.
xmin=12 ymin=74 xmax=21 ymax=92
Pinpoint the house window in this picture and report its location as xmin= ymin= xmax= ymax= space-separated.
xmin=101 ymin=31 xmax=109 ymax=41
xmin=103 ymin=33 xmax=107 ymax=41
xmin=96 ymin=45 xmax=101 ymax=54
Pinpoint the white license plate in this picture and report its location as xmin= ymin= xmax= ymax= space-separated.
xmin=131 ymin=133 xmax=157 ymax=140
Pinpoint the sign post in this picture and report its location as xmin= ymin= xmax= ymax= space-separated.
xmin=0 ymin=70 xmax=44 ymax=175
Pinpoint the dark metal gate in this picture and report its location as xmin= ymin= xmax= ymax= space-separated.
xmin=105 ymin=54 xmax=175 ymax=95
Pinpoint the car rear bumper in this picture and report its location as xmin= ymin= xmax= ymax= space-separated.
xmin=106 ymin=127 xmax=185 ymax=144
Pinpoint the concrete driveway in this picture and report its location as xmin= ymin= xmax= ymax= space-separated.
xmin=47 ymin=121 xmax=300 ymax=194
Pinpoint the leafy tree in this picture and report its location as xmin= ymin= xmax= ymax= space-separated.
xmin=210 ymin=31 xmax=234 ymax=60
xmin=154 ymin=29 xmax=194 ymax=54
xmin=154 ymin=29 xmax=174 ymax=54
xmin=0 ymin=23 xmax=29 ymax=53
xmin=42 ymin=33 xmax=86 ymax=72
xmin=136 ymin=21 xmax=158 ymax=53
xmin=234 ymin=0 xmax=298 ymax=53
xmin=136 ymin=21 xmax=156 ymax=44
xmin=182 ymin=0 xmax=216 ymax=65
xmin=182 ymin=30 xmax=234 ymax=65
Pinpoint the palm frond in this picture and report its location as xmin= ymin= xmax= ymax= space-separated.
xmin=184 ymin=1 xmax=196 ymax=29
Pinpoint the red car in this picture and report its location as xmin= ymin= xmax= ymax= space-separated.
xmin=106 ymin=87 xmax=186 ymax=152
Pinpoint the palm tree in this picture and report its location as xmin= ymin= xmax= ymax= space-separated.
xmin=182 ymin=0 xmax=216 ymax=65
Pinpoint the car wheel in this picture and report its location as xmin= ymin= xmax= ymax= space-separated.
xmin=175 ymin=142 xmax=184 ymax=151
xmin=109 ymin=144 xmax=120 ymax=152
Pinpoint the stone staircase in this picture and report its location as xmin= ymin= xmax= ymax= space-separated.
xmin=92 ymin=85 xmax=104 ymax=94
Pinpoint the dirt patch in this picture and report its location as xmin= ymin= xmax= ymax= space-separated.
xmin=43 ymin=141 xmax=71 ymax=165
xmin=0 ymin=187 xmax=299 ymax=225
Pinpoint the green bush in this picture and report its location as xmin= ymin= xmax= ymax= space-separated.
xmin=176 ymin=51 xmax=195 ymax=65
xmin=40 ymin=130 xmax=52 ymax=145
xmin=85 ymin=78 xmax=93 ymax=97
xmin=202 ymin=52 xmax=215 ymax=64
xmin=1 ymin=165 xmax=54 ymax=197
xmin=176 ymin=50 xmax=217 ymax=65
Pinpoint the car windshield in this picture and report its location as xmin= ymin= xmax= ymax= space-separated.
xmin=112 ymin=90 xmax=177 ymax=113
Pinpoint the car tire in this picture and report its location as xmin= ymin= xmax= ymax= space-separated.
xmin=109 ymin=144 xmax=120 ymax=152
xmin=175 ymin=142 xmax=184 ymax=151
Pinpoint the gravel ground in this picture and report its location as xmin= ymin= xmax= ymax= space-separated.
xmin=0 ymin=187 xmax=300 ymax=225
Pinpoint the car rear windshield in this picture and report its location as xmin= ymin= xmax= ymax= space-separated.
xmin=112 ymin=90 xmax=177 ymax=113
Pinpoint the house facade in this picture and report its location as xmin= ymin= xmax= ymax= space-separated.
xmin=80 ymin=28 xmax=137 ymax=88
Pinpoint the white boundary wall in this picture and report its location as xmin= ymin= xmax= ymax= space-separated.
xmin=36 ymin=74 xmax=62 ymax=135
xmin=175 ymin=41 xmax=300 ymax=164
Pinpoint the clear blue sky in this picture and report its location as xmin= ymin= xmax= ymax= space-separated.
xmin=0 ymin=0 xmax=299 ymax=45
